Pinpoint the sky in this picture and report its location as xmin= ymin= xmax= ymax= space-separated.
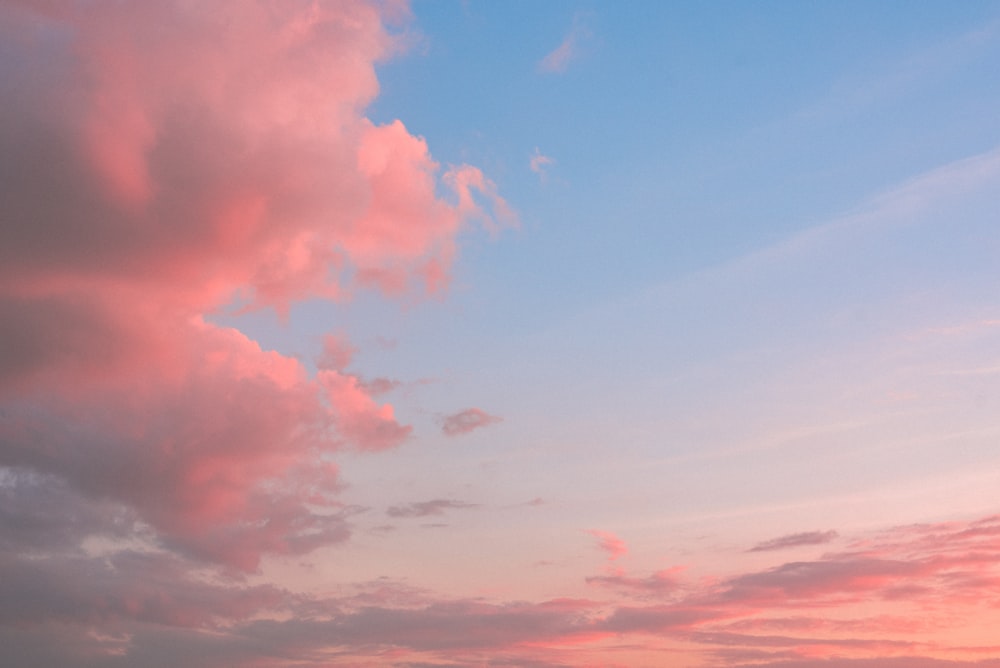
xmin=2 ymin=1 xmax=1000 ymax=666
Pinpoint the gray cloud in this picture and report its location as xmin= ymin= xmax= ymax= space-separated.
xmin=748 ymin=530 xmax=838 ymax=552
xmin=386 ymin=499 xmax=478 ymax=518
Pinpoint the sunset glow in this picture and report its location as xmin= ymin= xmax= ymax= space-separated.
xmin=3 ymin=1 xmax=1000 ymax=666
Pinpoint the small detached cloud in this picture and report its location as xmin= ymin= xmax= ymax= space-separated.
xmin=440 ymin=408 xmax=503 ymax=436
xmin=360 ymin=376 xmax=402 ymax=396
xmin=538 ymin=13 xmax=593 ymax=74
xmin=386 ymin=499 xmax=478 ymax=518
xmin=587 ymin=529 xmax=628 ymax=562
xmin=317 ymin=333 xmax=357 ymax=372
xmin=749 ymin=530 xmax=839 ymax=553
xmin=530 ymin=147 xmax=555 ymax=182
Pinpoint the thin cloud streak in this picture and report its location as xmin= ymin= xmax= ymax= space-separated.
xmin=439 ymin=408 xmax=503 ymax=436
xmin=386 ymin=499 xmax=479 ymax=518
xmin=538 ymin=13 xmax=592 ymax=74
xmin=749 ymin=530 xmax=839 ymax=552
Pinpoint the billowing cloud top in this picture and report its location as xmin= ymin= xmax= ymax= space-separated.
xmin=0 ymin=0 xmax=510 ymax=572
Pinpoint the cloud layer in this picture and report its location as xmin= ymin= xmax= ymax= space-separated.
xmin=4 ymin=510 xmax=1000 ymax=665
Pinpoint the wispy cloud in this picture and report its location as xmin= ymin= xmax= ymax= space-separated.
xmin=587 ymin=529 xmax=628 ymax=562
xmin=749 ymin=530 xmax=839 ymax=552
xmin=316 ymin=333 xmax=356 ymax=371
xmin=439 ymin=408 xmax=503 ymax=436
xmin=538 ymin=13 xmax=593 ymax=74
xmin=530 ymin=147 xmax=555 ymax=182
xmin=386 ymin=499 xmax=479 ymax=518
xmin=586 ymin=569 xmax=682 ymax=596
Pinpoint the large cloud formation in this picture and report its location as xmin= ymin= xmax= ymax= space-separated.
xmin=0 ymin=0 xmax=509 ymax=572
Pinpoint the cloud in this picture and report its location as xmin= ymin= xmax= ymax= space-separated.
xmin=2 ymin=512 xmax=1000 ymax=665
xmin=749 ymin=530 xmax=839 ymax=552
xmin=439 ymin=408 xmax=503 ymax=436
xmin=316 ymin=334 xmax=357 ymax=372
xmin=587 ymin=529 xmax=628 ymax=561
xmin=586 ymin=569 xmax=682 ymax=596
xmin=386 ymin=499 xmax=478 ymax=518
xmin=725 ymin=660 xmax=1000 ymax=668
xmin=530 ymin=147 xmax=555 ymax=181
xmin=0 ymin=0 xmax=510 ymax=574
xmin=538 ymin=14 xmax=593 ymax=74
xmin=0 ymin=549 xmax=289 ymax=628
xmin=360 ymin=376 xmax=403 ymax=395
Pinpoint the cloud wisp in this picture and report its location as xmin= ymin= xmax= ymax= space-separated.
xmin=386 ymin=499 xmax=479 ymax=518
xmin=439 ymin=408 xmax=503 ymax=436
xmin=538 ymin=13 xmax=593 ymax=74
xmin=587 ymin=529 xmax=628 ymax=562
xmin=749 ymin=530 xmax=840 ymax=552
xmin=530 ymin=147 xmax=555 ymax=182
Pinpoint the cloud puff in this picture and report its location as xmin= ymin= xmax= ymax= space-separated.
xmin=439 ymin=408 xmax=503 ymax=436
xmin=0 ymin=0 xmax=510 ymax=573
xmin=749 ymin=530 xmax=839 ymax=552
xmin=316 ymin=333 xmax=357 ymax=372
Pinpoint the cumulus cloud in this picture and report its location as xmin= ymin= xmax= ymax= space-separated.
xmin=0 ymin=0 xmax=510 ymax=575
xmin=439 ymin=408 xmax=503 ymax=436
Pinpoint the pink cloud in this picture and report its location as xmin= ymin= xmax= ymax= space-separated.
xmin=0 ymin=512 xmax=999 ymax=665
xmin=0 ymin=0 xmax=509 ymax=573
xmin=317 ymin=333 xmax=356 ymax=372
xmin=538 ymin=14 xmax=592 ymax=74
xmin=587 ymin=529 xmax=628 ymax=562
xmin=440 ymin=408 xmax=503 ymax=436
